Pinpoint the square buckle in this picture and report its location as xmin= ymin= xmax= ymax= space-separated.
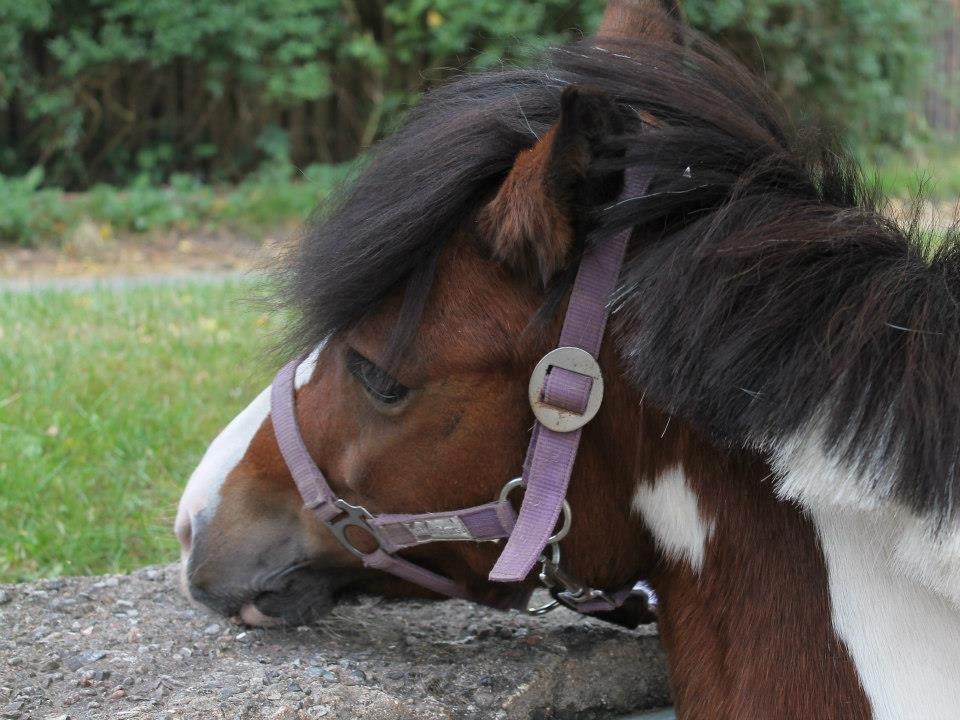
xmin=528 ymin=346 xmax=604 ymax=432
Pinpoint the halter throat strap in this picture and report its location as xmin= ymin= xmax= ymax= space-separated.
xmin=269 ymin=166 xmax=651 ymax=622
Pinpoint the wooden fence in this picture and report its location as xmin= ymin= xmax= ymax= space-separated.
xmin=924 ymin=0 xmax=960 ymax=138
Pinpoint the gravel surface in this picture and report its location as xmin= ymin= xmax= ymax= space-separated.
xmin=0 ymin=565 xmax=671 ymax=719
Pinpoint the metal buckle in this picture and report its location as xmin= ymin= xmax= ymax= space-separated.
xmin=323 ymin=499 xmax=386 ymax=559
xmin=499 ymin=478 xmax=571 ymax=543
xmin=528 ymin=347 xmax=604 ymax=432
xmin=527 ymin=542 xmax=615 ymax=615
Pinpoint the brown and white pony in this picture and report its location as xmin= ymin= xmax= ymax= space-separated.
xmin=175 ymin=3 xmax=960 ymax=718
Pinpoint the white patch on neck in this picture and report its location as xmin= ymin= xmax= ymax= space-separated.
xmin=812 ymin=505 xmax=960 ymax=720
xmin=175 ymin=346 xmax=322 ymax=548
xmin=632 ymin=466 xmax=714 ymax=572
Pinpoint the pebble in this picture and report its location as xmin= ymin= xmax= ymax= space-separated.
xmin=203 ymin=623 xmax=221 ymax=636
xmin=0 ymin=590 xmax=11 ymax=605
xmin=40 ymin=655 xmax=61 ymax=671
xmin=219 ymin=686 xmax=240 ymax=700
xmin=474 ymin=689 xmax=497 ymax=707
xmin=66 ymin=650 xmax=106 ymax=672
xmin=340 ymin=669 xmax=367 ymax=686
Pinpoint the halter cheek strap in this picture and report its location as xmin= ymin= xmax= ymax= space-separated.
xmin=270 ymin=167 xmax=653 ymax=624
xmin=271 ymin=361 xmax=525 ymax=609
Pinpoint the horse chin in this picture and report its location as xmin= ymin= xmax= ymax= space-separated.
xmin=233 ymin=571 xmax=345 ymax=627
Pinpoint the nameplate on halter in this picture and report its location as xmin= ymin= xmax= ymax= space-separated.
xmin=405 ymin=517 xmax=473 ymax=542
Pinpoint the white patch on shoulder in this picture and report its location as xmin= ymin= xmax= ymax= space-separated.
xmin=174 ymin=346 xmax=322 ymax=550
xmin=770 ymin=423 xmax=960 ymax=607
xmin=632 ymin=466 xmax=714 ymax=572
xmin=768 ymin=421 xmax=897 ymax=511
xmin=891 ymin=519 xmax=960 ymax=607
xmin=812 ymin=505 xmax=960 ymax=720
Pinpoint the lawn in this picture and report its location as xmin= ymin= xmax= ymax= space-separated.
xmin=0 ymin=279 xmax=284 ymax=582
xmin=869 ymin=144 xmax=960 ymax=200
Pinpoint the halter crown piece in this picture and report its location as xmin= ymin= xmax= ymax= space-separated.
xmin=270 ymin=167 xmax=652 ymax=626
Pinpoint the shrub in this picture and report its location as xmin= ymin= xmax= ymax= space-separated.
xmin=684 ymin=0 xmax=944 ymax=151
xmin=0 ymin=0 xmax=602 ymax=188
xmin=0 ymin=1 xmax=945 ymax=189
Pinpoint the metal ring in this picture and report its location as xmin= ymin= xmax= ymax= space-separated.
xmin=498 ymin=478 xmax=572 ymax=544
xmin=324 ymin=499 xmax=384 ymax=559
xmin=528 ymin=347 xmax=604 ymax=432
xmin=526 ymin=545 xmax=564 ymax=615
xmin=526 ymin=596 xmax=560 ymax=615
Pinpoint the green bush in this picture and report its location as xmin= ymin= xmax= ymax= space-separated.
xmin=0 ymin=162 xmax=358 ymax=246
xmin=0 ymin=168 xmax=68 ymax=242
xmin=0 ymin=1 xmax=946 ymax=190
xmin=0 ymin=0 xmax=602 ymax=188
xmin=684 ymin=0 xmax=945 ymax=151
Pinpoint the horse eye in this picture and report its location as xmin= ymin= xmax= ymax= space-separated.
xmin=346 ymin=350 xmax=409 ymax=405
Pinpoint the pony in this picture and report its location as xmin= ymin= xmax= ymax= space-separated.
xmin=175 ymin=2 xmax=960 ymax=717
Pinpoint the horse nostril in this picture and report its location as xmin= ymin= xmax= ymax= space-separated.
xmin=175 ymin=514 xmax=193 ymax=553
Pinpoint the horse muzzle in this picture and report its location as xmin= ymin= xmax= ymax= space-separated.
xmin=180 ymin=506 xmax=358 ymax=626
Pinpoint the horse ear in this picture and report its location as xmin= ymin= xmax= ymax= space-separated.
xmin=478 ymin=86 xmax=624 ymax=286
xmin=597 ymin=0 xmax=685 ymax=43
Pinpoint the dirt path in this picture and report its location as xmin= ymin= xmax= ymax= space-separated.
xmin=0 ymin=565 xmax=671 ymax=720
xmin=0 ymin=230 xmax=281 ymax=284
xmin=0 ymin=270 xmax=259 ymax=293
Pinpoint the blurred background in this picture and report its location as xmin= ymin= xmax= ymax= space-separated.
xmin=1 ymin=0 xmax=958 ymax=583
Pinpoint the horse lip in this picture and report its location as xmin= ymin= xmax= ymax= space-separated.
xmin=237 ymin=602 xmax=283 ymax=627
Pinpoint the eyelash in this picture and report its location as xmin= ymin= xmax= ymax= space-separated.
xmin=346 ymin=350 xmax=410 ymax=405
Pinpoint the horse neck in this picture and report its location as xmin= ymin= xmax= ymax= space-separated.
xmin=634 ymin=425 xmax=873 ymax=719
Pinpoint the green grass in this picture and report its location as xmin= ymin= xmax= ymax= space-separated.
xmin=0 ymin=279 xmax=284 ymax=582
xmin=867 ymin=144 xmax=960 ymax=200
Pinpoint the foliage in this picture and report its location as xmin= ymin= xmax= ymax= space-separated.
xmin=0 ymin=162 xmax=357 ymax=245
xmin=0 ymin=0 xmax=602 ymax=188
xmin=869 ymin=143 xmax=960 ymax=198
xmin=0 ymin=1 xmax=948 ymax=191
xmin=0 ymin=280 xmax=278 ymax=582
xmin=2 ymin=146 xmax=956 ymax=248
xmin=683 ymin=0 xmax=945 ymax=150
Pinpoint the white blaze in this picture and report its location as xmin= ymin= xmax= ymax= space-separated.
xmin=174 ymin=347 xmax=322 ymax=555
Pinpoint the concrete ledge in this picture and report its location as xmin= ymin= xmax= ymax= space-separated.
xmin=0 ymin=565 xmax=671 ymax=719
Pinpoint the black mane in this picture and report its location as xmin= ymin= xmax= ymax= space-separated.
xmin=284 ymin=34 xmax=960 ymax=523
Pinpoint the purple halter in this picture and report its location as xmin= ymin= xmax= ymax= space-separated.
xmin=270 ymin=168 xmax=652 ymax=623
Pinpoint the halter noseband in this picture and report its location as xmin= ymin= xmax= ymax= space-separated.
xmin=270 ymin=168 xmax=652 ymax=624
